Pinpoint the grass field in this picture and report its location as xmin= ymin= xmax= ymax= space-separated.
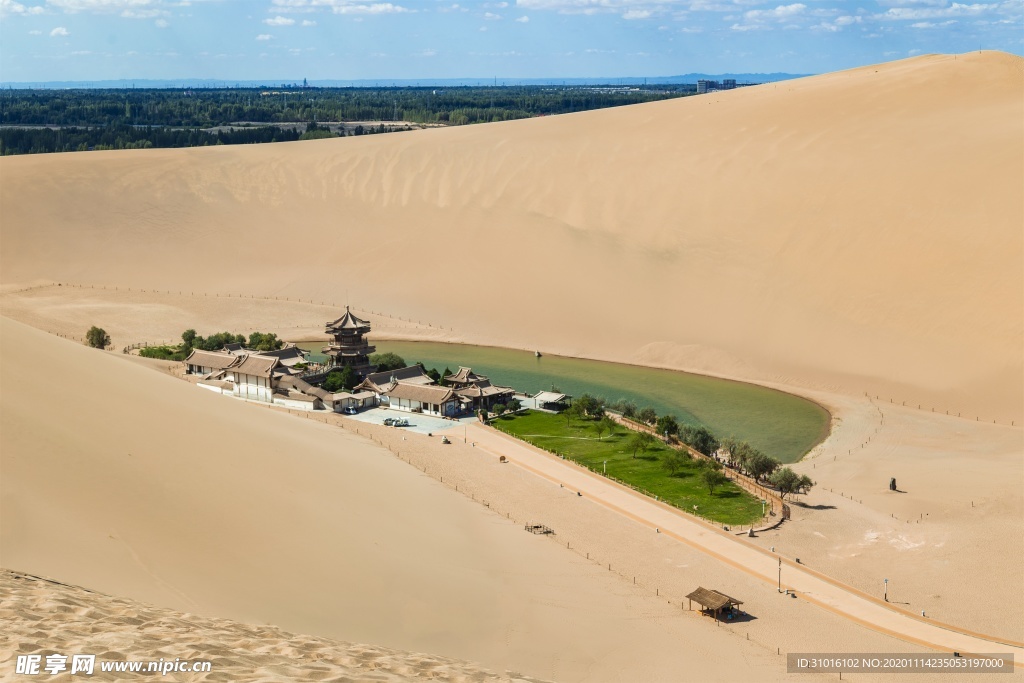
xmin=493 ymin=410 xmax=764 ymax=525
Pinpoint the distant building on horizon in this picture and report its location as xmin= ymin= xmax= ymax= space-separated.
xmin=697 ymin=78 xmax=739 ymax=94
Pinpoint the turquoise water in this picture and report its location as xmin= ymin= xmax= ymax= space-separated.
xmin=298 ymin=340 xmax=829 ymax=463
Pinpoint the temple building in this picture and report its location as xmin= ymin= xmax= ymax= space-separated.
xmin=323 ymin=306 xmax=375 ymax=378
xmin=445 ymin=367 xmax=516 ymax=411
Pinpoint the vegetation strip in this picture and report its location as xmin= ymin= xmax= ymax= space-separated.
xmin=493 ymin=410 xmax=764 ymax=526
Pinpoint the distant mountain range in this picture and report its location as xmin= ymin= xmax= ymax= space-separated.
xmin=2 ymin=73 xmax=809 ymax=89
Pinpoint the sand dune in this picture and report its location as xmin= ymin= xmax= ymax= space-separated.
xmin=1 ymin=51 xmax=1022 ymax=681
xmin=1 ymin=51 xmax=1020 ymax=423
xmin=0 ymin=569 xmax=549 ymax=683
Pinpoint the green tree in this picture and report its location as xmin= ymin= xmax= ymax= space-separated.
xmin=564 ymin=401 xmax=584 ymax=427
xmin=747 ymin=452 xmax=781 ymax=483
xmin=702 ymin=468 xmax=729 ymax=496
xmin=770 ymin=468 xmax=815 ymax=499
xmin=638 ymin=407 xmax=657 ymax=425
xmin=680 ymin=425 xmax=719 ymax=456
xmin=323 ymin=366 xmax=358 ymax=392
xmin=370 ymin=352 xmax=406 ymax=372
xmin=440 ymin=367 xmax=453 ymax=386
xmin=595 ymin=416 xmax=617 ymax=440
xmin=662 ymin=449 xmax=689 ymax=475
xmin=575 ymin=394 xmax=603 ymax=417
xmin=426 ymin=367 xmax=442 ymax=383
xmin=610 ymin=398 xmax=637 ymax=418
xmin=85 ymin=326 xmax=110 ymax=349
xmin=508 ymin=397 xmax=522 ymax=412
xmin=181 ymin=328 xmax=197 ymax=349
xmin=248 ymin=331 xmax=284 ymax=352
xmin=493 ymin=403 xmax=507 ymax=415
xmin=656 ymin=414 xmax=680 ymax=438
xmin=629 ymin=431 xmax=656 ymax=459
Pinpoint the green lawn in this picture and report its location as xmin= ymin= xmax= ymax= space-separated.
xmin=139 ymin=344 xmax=189 ymax=361
xmin=493 ymin=410 xmax=763 ymax=525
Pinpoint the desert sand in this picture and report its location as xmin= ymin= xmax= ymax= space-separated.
xmin=0 ymin=569 xmax=550 ymax=683
xmin=1 ymin=50 xmax=1022 ymax=680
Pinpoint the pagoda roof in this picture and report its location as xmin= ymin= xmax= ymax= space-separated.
xmin=445 ymin=366 xmax=488 ymax=384
xmin=326 ymin=306 xmax=370 ymax=333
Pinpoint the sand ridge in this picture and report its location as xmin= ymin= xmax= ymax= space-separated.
xmin=0 ymin=569 xmax=551 ymax=682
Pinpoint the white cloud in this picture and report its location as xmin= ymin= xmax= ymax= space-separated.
xmin=418 ymin=48 xmax=437 ymax=56
xmin=623 ymin=8 xmax=651 ymax=18
xmin=49 ymin=25 xmax=68 ymax=35
xmin=515 ymin=13 xmax=528 ymax=20
xmin=1 ymin=0 xmax=45 ymax=15
xmin=154 ymin=16 xmax=167 ymax=25
xmin=49 ymin=0 xmax=153 ymax=11
xmin=28 ymin=28 xmax=43 ymax=33
xmin=911 ymin=18 xmax=956 ymax=26
xmin=877 ymin=3 xmax=991 ymax=20
xmin=332 ymin=3 xmax=410 ymax=14
xmin=256 ymin=33 xmax=273 ymax=39
xmin=264 ymin=15 xmax=295 ymax=25
xmin=483 ymin=10 xmax=501 ymax=18
xmin=875 ymin=0 xmax=947 ymax=6
xmin=121 ymin=8 xmax=168 ymax=19
xmin=744 ymin=3 xmax=805 ymax=21
xmin=301 ymin=18 xmax=316 ymax=24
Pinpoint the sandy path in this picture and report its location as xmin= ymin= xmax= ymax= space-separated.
xmin=456 ymin=423 xmax=1024 ymax=662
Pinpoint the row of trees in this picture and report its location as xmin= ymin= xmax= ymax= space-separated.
xmin=565 ymin=393 xmax=814 ymax=500
xmin=0 ymin=86 xmax=691 ymax=129
xmin=180 ymin=329 xmax=283 ymax=353
xmin=0 ymin=124 xmax=304 ymax=156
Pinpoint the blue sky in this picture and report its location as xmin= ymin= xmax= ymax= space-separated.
xmin=1 ymin=0 xmax=1021 ymax=82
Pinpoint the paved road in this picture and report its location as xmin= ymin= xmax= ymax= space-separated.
xmin=452 ymin=422 xmax=1024 ymax=664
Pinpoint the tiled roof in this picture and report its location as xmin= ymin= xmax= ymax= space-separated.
xmin=384 ymin=382 xmax=455 ymax=404
xmin=326 ymin=306 xmax=370 ymax=332
xmin=185 ymin=349 xmax=241 ymax=371
xmin=230 ymin=354 xmax=279 ymax=378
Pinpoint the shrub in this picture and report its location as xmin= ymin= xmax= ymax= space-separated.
xmin=86 ymin=326 xmax=110 ymax=349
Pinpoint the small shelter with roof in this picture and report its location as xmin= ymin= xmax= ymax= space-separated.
xmin=323 ymin=306 xmax=375 ymax=378
xmin=685 ymin=587 xmax=744 ymax=623
xmin=532 ymin=390 xmax=571 ymax=411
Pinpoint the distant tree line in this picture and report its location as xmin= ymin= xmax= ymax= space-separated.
xmin=0 ymin=85 xmax=691 ymax=155
xmin=0 ymin=124 xmax=302 ymax=155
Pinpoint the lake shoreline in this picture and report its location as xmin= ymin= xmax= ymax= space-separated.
xmin=293 ymin=335 xmax=833 ymax=463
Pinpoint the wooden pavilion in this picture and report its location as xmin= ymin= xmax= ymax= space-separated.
xmin=323 ymin=306 xmax=375 ymax=378
xmin=686 ymin=587 xmax=744 ymax=624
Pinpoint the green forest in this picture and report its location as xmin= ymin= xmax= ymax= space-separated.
xmin=0 ymin=85 xmax=692 ymax=155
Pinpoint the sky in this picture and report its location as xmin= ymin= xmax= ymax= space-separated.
xmin=0 ymin=0 xmax=1021 ymax=83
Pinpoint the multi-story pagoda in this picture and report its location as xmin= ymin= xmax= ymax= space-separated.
xmin=323 ymin=306 xmax=375 ymax=377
